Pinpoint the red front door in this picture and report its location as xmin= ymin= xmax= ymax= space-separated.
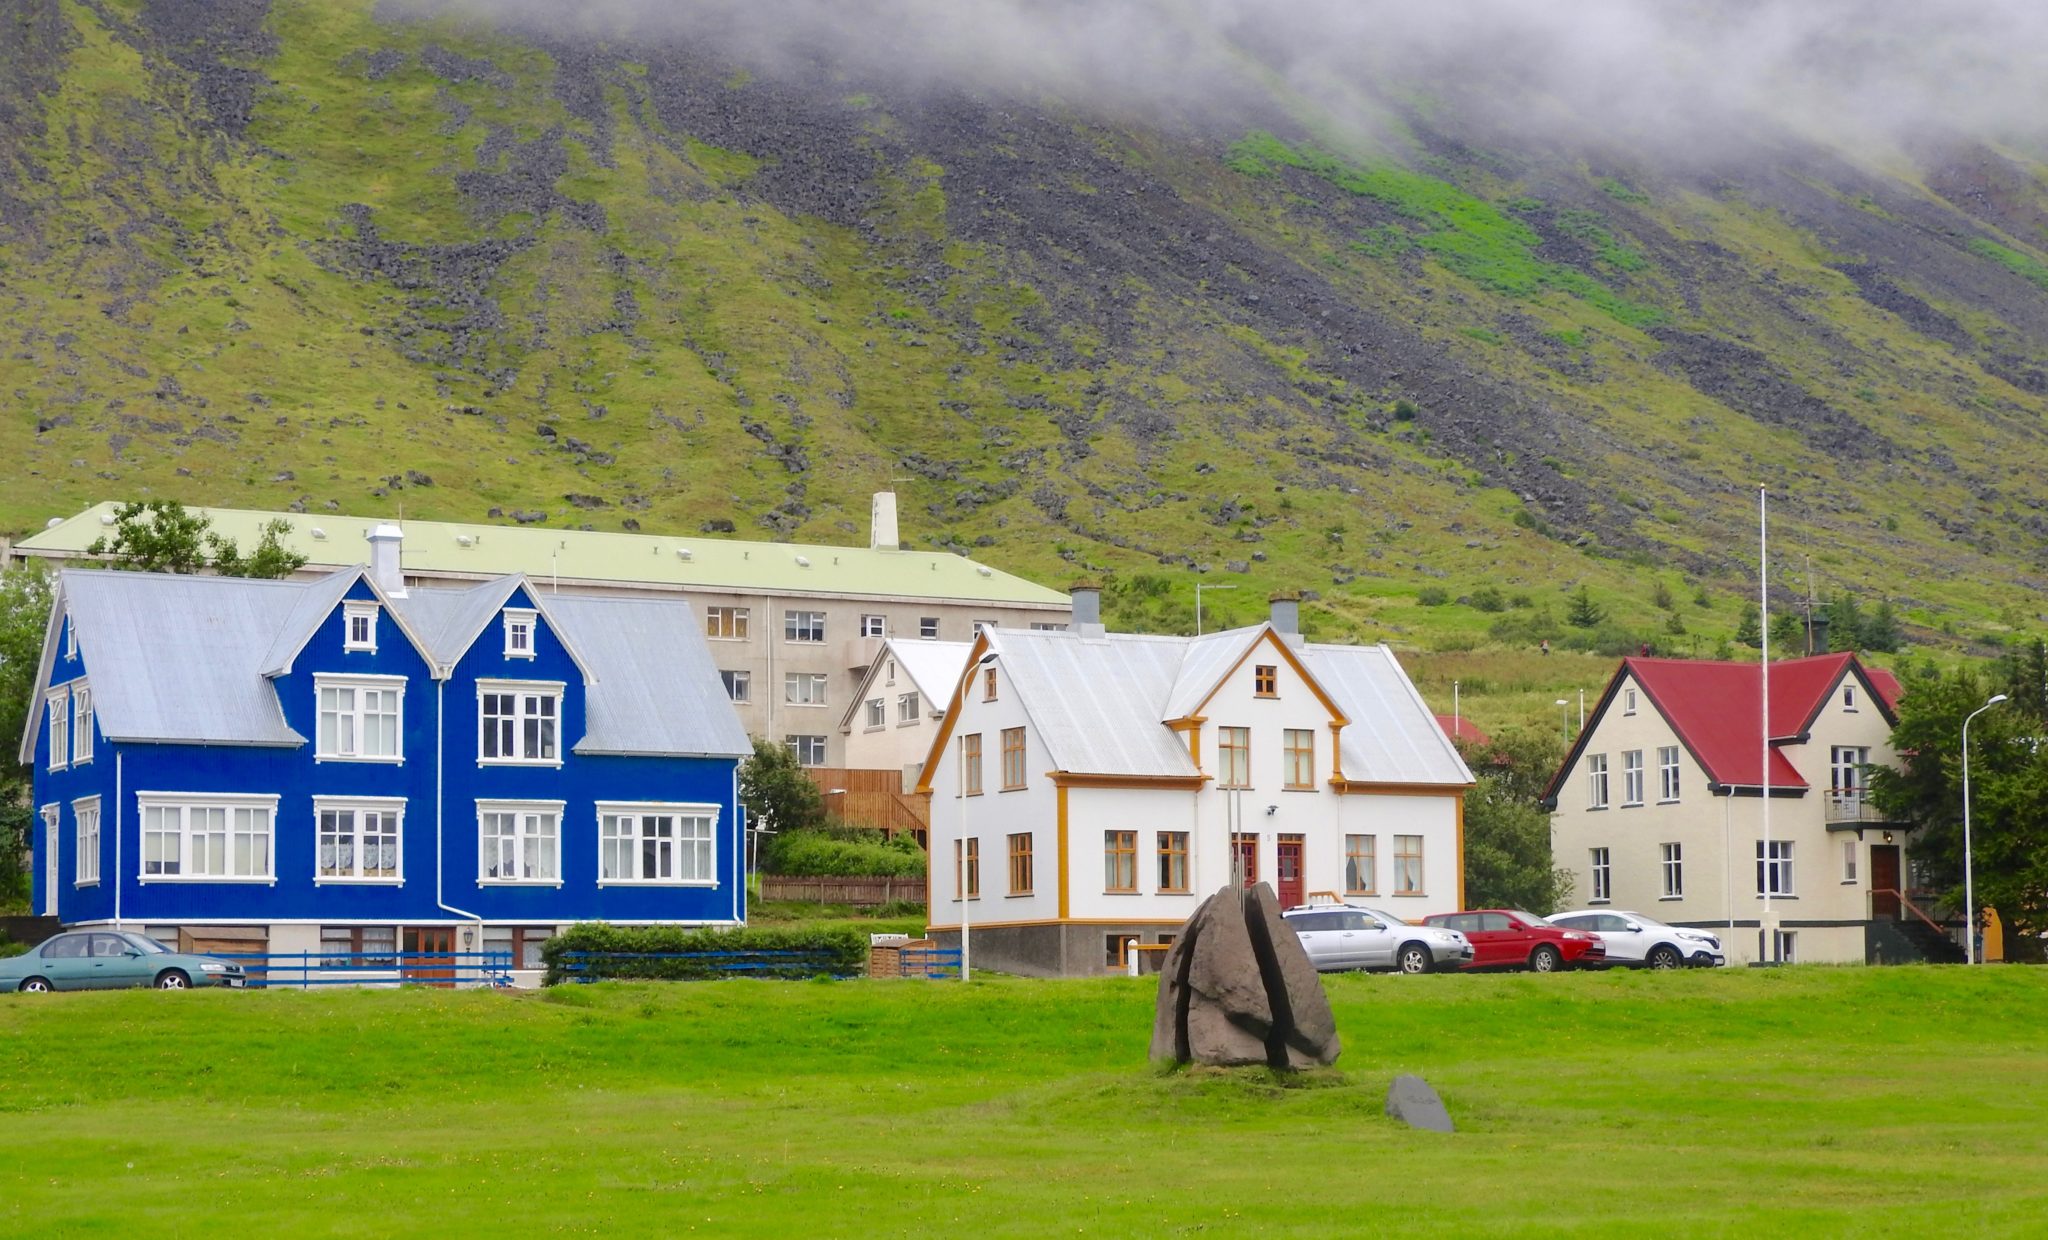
xmin=1276 ymin=836 xmax=1305 ymax=908
xmin=1232 ymin=833 xmax=1258 ymax=888
xmin=1871 ymin=845 xmax=1901 ymax=918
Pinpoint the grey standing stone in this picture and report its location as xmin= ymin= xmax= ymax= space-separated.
xmin=1385 ymin=1073 xmax=1454 ymax=1132
xmin=1246 ymin=883 xmax=1340 ymax=1069
xmin=1150 ymin=882 xmax=1341 ymax=1070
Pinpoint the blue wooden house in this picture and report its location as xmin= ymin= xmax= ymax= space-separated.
xmin=19 ymin=528 xmax=751 ymax=975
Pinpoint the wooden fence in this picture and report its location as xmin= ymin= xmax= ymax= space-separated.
xmin=761 ymin=875 xmax=926 ymax=907
xmin=802 ymin=767 xmax=930 ymax=840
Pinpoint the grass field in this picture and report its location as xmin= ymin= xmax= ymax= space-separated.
xmin=3 ymin=968 xmax=2046 ymax=1236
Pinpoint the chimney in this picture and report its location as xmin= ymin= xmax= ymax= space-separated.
xmin=870 ymin=491 xmax=899 ymax=551
xmin=366 ymin=523 xmax=407 ymax=598
xmin=1806 ymin=613 xmax=1830 ymax=656
xmin=1269 ymin=591 xmax=1301 ymax=643
xmin=1070 ymin=581 xmax=1104 ymax=638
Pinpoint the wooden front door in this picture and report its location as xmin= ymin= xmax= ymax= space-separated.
xmin=1870 ymin=845 xmax=1902 ymax=918
xmin=403 ymin=927 xmax=457 ymax=987
xmin=1232 ymin=833 xmax=1258 ymax=888
xmin=1276 ymin=835 xmax=1305 ymax=909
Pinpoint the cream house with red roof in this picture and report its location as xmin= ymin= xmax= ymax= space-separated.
xmin=918 ymin=588 xmax=1474 ymax=978
xmin=1543 ymin=652 xmax=1927 ymax=965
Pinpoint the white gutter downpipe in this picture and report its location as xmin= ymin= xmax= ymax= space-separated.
xmin=114 ymin=751 xmax=123 ymax=931
xmin=1760 ymin=486 xmax=1773 ymax=964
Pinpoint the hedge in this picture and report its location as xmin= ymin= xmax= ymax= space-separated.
xmin=763 ymin=829 xmax=926 ymax=879
xmin=540 ymin=922 xmax=869 ymax=985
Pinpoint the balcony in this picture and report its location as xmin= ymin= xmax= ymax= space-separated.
xmin=1823 ymin=793 xmax=1897 ymax=826
xmin=840 ymin=634 xmax=884 ymax=672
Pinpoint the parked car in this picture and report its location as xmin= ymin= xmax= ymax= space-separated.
xmin=1548 ymin=911 xmax=1727 ymax=969
xmin=0 ymin=931 xmax=245 ymax=993
xmin=1420 ymin=909 xmax=1606 ymax=972
xmin=1283 ymin=905 xmax=1474 ymax=974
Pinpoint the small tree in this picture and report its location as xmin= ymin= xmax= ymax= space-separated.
xmin=1651 ymin=579 xmax=1675 ymax=611
xmin=1460 ymin=729 xmax=1574 ymax=913
xmin=86 ymin=502 xmax=305 ymax=579
xmin=1565 ymin=586 xmax=1605 ymax=629
xmin=738 ymin=736 xmax=825 ymax=839
xmin=1734 ymin=603 xmax=1762 ymax=648
xmin=0 ymin=563 xmax=54 ymax=792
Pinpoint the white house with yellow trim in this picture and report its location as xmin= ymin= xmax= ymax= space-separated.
xmin=918 ymin=588 xmax=1473 ymax=977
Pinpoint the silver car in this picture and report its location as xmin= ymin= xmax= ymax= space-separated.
xmin=1549 ymin=910 xmax=1727 ymax=969
xmin=1282 ymin=905 xmax=1474 ymax=974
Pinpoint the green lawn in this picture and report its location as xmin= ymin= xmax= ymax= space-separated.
xmin=3 ymin=968 xmax=2045 ymax=1236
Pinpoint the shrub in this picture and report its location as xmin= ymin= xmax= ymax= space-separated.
xmin=764 ymin=829 xmax=926 ymax=878
xmin=1470 ymin=586 xmax=1506 ymax=612
xmin=541 ymin=923 xmax=870 ymax=985
xmin=1417 ymin=586 xmax=1450 ymax=607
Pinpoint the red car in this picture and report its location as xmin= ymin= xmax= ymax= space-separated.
xmin=1420 ymin=909 xmax=1606 ymax=972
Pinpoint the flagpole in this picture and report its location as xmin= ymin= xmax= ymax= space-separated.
xmin=1760 ymin=485 xmax=1773 ymax=963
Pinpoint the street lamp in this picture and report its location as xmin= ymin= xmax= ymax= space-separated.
xmin=959 ymin=649 xmax=999 ymax=981
xmin=1195 ymin=583 xmax=1238 ymax=635
xmin=1555 ymin=699 xmax=1571 ymax=737
xmin=1961 ymin=693 xmax=2008 ymax=965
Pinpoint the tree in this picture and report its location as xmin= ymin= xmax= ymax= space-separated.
xmin=738 ymin=736 xmax=825 ymax=840
xmin=1458 ymin=728 xmax=1574 ymax=913
xmin=1565 ymin=586 xmax=1605 ymax=629
xmin=1734 ymin=603 xmax=1761 ymax=648
xmin=1868 ymin=660 xmax=2048 ymax=959
xmin=1651 ymin=579 xmax=1675 ymax=611
xmin=86 ymin=502 xmax=305 ymax=579
xmin=1863 ymin=599 xmax=1904 ymax=653
xmin=0 ymin=563 xmax=52 ymax=907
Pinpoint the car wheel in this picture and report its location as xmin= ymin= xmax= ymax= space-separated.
xmin=154 ymin=969 xmax=191 ymax=990
xmin=1647 ymin=945 xmax=1684 ymax=971
xmin=1528 ymin=945 xmax=1563 ymax=973
xmin=1397 ymin=943 xmax=1433 ymax=975
xmin=19 ymin=976 xmax=53 ymax=993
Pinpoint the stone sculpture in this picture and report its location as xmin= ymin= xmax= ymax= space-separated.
xmin=1150 ymin=882 xmax=1340 ymax=1069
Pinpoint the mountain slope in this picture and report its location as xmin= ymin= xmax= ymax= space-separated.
xmin=3 ymin=0 xmax=2047 ymax=653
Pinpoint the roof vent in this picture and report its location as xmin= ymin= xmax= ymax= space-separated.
xmin=45 ymin=517 xmax=63 ymax=530
xmin=676 ymin=548 xmax=692 ymax=561
xmin=795 ymin=555 xmax=811 ymax=568
xmin=976 ymin=565 xmax=994 ymax=578
xmin=456 ymin=534 xmax=476 ymax=548
xmin=310 ymin=527 xmax=327 ymax=540
xmin=98 ymin=514 xmax=115 ymax=526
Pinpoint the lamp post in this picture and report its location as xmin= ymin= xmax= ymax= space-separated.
xmin=959 ymin=649 xmax=999 ymax=981
xmin=1195 ymin=583 xmax=1238 ymax=635
xmin=1961 ymin=693 xmax=2008 ymax=966
xmin=1555 ymin=699 xmax=1570 ymax=737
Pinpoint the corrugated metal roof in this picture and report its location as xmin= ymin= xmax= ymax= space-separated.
xmin=888 ymin=639 xmax=975 ymax=707
xmin=258 ymin=567 xmax=363 ymax=676
xmin=21 ymin=502 xmax=1070 ymax=607
xmin=1301 ymin=643 xmax=1475 ymax=785
xmin=979 ymin=623 xmax=1469 ymax=785
xmin=389 ymin=577 xmax=522 ymax=667
xmin=56 ymin=570 xmax=309 ymax=748
xmin=541 ymin=594 xmax=752 ymax=759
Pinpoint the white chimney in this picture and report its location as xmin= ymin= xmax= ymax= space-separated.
xmin=870 ymin=491 xmax=899 ymax=551
xmin=366 ymin=523 xmax=407 ymax=598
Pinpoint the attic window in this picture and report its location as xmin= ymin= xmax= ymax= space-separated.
xmin=504 ymin=609 xmax=537 ymax=660
xmin=1843 ymin=685 xmax=1858 ymax=712
xmin=65 ymin=615 xmax=77 ymax=661
xmin=1254 ymin=665 xmax=1278 ymax=697
xmin=1624 ymin=687 xmax=1637 ymax=716
xmin=344 ymin=602 xmax=379 ymax=653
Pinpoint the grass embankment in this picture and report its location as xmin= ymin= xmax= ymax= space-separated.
xmin=3 ymin=968 xmax=2046 ymax=1235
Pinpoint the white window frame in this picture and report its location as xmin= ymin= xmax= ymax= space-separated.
xmin=71 ymin=681 xmax=92 ymax=766
xmin=1772 ymin=929 xmax=1798 ymax=963
xmin=784 ymin=610 xmax=826 ymax=643
xmin=46 ymin=687 xmax=68 ymax=772
xmin=65 ymin=614 xmax=77 ymax=661
xmin=864 ymin=698 xmax=886 ymax=730
xmin=1589 ymin=847 xmax=1612 ymax=903
xmin=1621 ymin=749 xmax=1643 ymax=806
xmin=503 ymin=608 xmax=538 ymax=660
xmin=343 ymin=601 xmax=380 ymax=653
xmin=73 ymin=796 xmax=100 ymax=887
xmin=785 ymin=672 xmax=829 ymax=706
xmin=597 ymin=801 xmax=720 ymax=887
xmin=477 ymin=800 xmax=564 ymax=886
xmin=786 ymin=735 xmax=827 ymax=766
xmin=477 ymin=679 xmax=565 ymax=767
xmin=1756 ymin=840 xmax=1795 ymax=897
xmin=1623 ymin=687 xmax=1637 ymax=715
xmin=314 ymin=796 xmax=406 ymax=885
xmin=897 ymin=691 xmax=921 ymax=724
xmin=860 ymin=614 xmax=886 ymax=638
xmin=919 ymin=616 xmax=939 ymax=640
xmin=1660 ymin=842 xmax=1683 ymax=898
xmin=316 ymin=674 xmax=406 ymax=764
xmin=1657 ymin=746 xmax=1682 ymax=803
xmin=1393 ymin=834 xmax=1425 ymax=896
xmin=1586 ymin=753 xmax=1609 ymax=809
xmin=1842 ymin=684 xmax=1858 ymax=712
xmin=1842 ymin=839 xmax=1859 ymax=885
xmin=136 ymin=792 xmax=278 ymax=884
xmin=721 ymin=670 xmax=751 ymax=703
xmin=705 ymin=606 xmax=750 ymax=640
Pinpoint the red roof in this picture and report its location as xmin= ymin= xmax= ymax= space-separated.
xmin=1434 ymin=714 xmax=1493 ymax=748
xmin=1624 ymin=653 xmax=1898 ymax=790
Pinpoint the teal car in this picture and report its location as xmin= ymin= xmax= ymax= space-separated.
xmin=1 ymin=931 xmax=246 ymax=992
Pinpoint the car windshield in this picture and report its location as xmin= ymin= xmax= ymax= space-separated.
xmin=122 ymin=934 xmax=172 ymax=954
xmin=1508 ymin=911 xmax=1550 ymax=926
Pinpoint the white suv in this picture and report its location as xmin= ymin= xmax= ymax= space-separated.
xmin=1282 ymin=905 xmax=1474 ymax=974
xmin=1549 ymin=910 xmax=1727 ymax=969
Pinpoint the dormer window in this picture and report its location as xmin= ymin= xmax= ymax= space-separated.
xmin=504 ymin=609 xmax=537 ymax=660
xmin=1254 ymin=665 xmax=1278 ymax=697
xmin=344 ymin=602 xmax=379 ymax=653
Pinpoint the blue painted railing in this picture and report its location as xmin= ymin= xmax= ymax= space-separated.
xmin=899 ymin=947 xmax=962 ymax=980
xmin=211 ymin=950 xmax=514 ymax=989
xmin=553 ymin=949 xmax=860 ymax=983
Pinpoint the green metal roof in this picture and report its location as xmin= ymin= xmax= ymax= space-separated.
xmin=18 ymin=503 xmax=1071 ymax=607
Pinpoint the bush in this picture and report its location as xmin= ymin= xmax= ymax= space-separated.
xmin=764 ymin=829 xmax=926 ymax=878
xmin=1470 ymin=586 xmax=1506 ymax=612
xmin=1417 ymin=586 xmax=1450 ymax=607
xmin=541 ymin=923 xmax=869 ymax=985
